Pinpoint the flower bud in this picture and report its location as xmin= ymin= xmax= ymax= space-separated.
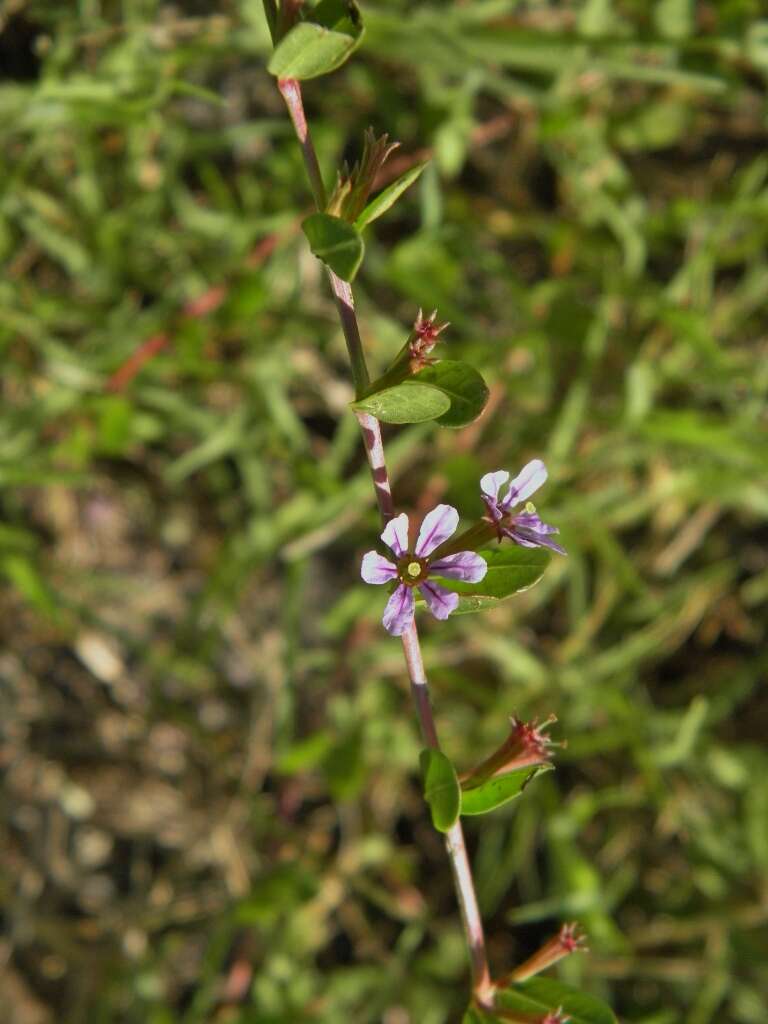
xmin=506 ymin=923 xmax=587 ymax=984
xmin=409 ymin=308 xmax=450 ymax=369
xmin=460 ymin=714 xmax=560 ymax=790
xmin=326 ymin=128 xmax=399 ymax=222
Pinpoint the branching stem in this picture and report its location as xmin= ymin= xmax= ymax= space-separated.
xmin=277 ymin=75 xmax=493 ymax=1004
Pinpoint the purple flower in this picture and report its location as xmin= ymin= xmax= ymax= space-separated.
xmin=361 ymin=504 xmax=487 ymax=636
xmin=480 ymin=459 xmax=565 ymax=555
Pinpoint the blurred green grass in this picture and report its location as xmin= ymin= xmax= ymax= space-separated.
xmin=1 ymin=1 xmax=767 ymax=1022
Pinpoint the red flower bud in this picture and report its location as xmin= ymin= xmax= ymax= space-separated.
xmin=460 ymin=714 xmax=561 ymax=790
xmin=409 ymin=308 xmax=449 ymax=368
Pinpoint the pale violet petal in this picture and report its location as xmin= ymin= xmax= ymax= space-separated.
xmin=414 ymin=504 xmax=459 ymax=558
xmin=511 ymin=512 xmax=559 ymax=534
xmin=429 ymin=551 xmax=487 ymax=583
xmin=502 ymin=459 xmax=548 ymax=509
xmin=382 ymin=583 xmax=415 ymax=636
xmin=480 ymin=470 xmax=509 ymax=501
xmin=381 ymin=512 xmax=410 ymax=558
xmin=419 ymin=580 xmax=460 ymax=621
xmin=360 ymin=551 xmax=398 ymax=585
xmin=510 ymin=528 xmax=567 ymax=556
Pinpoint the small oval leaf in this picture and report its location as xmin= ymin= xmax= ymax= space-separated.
xmin=352 ymin=381 xmax=450 ymax=424
xmin=495 ymin=978 xmax=617 ymax=1024
xmin=460 ymin=766 xmax=546 ymax=816
xmin=413 ymin=360 xmax=489 ymax=428
xmin=420 ymin=748 xmax=461 ymax=833
xmin=302 ymin=213 xmax=364 ymax=281
xmin=428 ymin=546 xmax=550 ymax=614
xmin=355 ymin=162 xmax=429 ymax=230
xmin=267 ymin=1 xmax=364 ymax=81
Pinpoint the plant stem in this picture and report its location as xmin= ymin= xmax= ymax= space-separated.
xmin=278 ymin=78 xmax=328 ymax=210
xmin=277 ymin=75 xmax=493 ymax=1003
xmin=328 ymin=271 xmax=370 ymax=397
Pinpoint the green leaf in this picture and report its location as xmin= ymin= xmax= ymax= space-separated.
xmin=413 ymin=360 xmax=489 ymax=428
xmin=352 ymin=381 xmax=450 ymax=424
xmin=302 ymin=213 xmax=365 ymax=281
xmin=353 ymin=359 xmax=487 ymax=427
xmin=462 ymin=1009 xmax=492 ymax=1024
xmin=495 ymin=978 xmax=617 ymax=1024
xmin=355 ymin=162 xmax=428 ymax=230
xmin=460 ymin=766 xmax=548 ymax=816
xmin=420 ymin=749 xmax=461 ymax=833
xmin=429 ymin=546 xmax=551 ymax=615
xmin=267 ymin=2 xmax=364 ymax=80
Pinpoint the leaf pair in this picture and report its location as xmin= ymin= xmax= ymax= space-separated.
xmin=420 ymin=752 xmax=545 ymax=833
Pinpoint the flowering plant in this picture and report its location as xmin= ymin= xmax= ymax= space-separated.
xmin=262 ymin=3 xmax=616 ymax=1021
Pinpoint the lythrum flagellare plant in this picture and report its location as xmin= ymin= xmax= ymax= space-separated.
xmin=262 ymin=3 xmax=615 ymax=1020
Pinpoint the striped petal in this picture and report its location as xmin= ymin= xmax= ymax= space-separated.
xmin=501 ymin=459 xmax=548 ymax=510
xmin=381 ymin=513 xmax=410 ymax=558
xmin=429 ymin=551 xmax=487 ymax=583
xmin=419 ymin=580 xmax=459 ymax=621
xmin=361 ymin=551 xmax=398 ymax=585
xmin=415 ymin=504 xmax=459 ymax=558
xmin=480 ymin=470 xmax=509 ymax=501
xmin=382 ymin=583 xmax=415 ymax=636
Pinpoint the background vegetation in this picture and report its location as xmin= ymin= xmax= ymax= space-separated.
xmin=1 ymin=1 xmax=767 ymax=1021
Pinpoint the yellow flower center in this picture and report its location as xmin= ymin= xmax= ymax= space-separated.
xmin=406 ymin=561 xmax=422 ymax=578
xmin=524 ymin=501 xmax=536 ymax=515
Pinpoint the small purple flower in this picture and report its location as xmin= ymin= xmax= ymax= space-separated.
xmin=480 ymin=459 xmax=565 ymax=555
xmin=361 ymin=504 xmax=487 ymax=636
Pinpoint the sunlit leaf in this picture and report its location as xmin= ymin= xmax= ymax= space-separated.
xmin=302 ymin=213 xmax=365 ymax=281
xmin=420 ymin=748 xmax=461 ymax=833
xmin=352 ymin=381 xmax=450 ymax=423
xmin=355 ymin=162 xmax=428 ymax=230
xmin=267 ymin=1 xmax=364 ymax=80
xmin=460 ymin=766 xmax=548 ymax=816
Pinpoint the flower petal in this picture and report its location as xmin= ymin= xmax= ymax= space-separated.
xmin=419 ymin=580 xmax=459 ymax=621
xmin=414 ymin=504 xmax=459 ymax=558
xmin=381 ymin=513 xmax=410 ymax=558
xmin=429 ymin=551 xmax=487 ymax=583
xmin=512 ymin=512 xmax=559 ymax=534
xmin=480 ymin=470 xmax=509 ymax=501
xmin=502 ymin=459 xmax=548 ymax=509
xmin=361 ymin=551 xmax=398 ymax=585
xmin=382 ymin=583 xmax=415 ymax=636
xmin=505 ymin=527 xmax=566 ymax=555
